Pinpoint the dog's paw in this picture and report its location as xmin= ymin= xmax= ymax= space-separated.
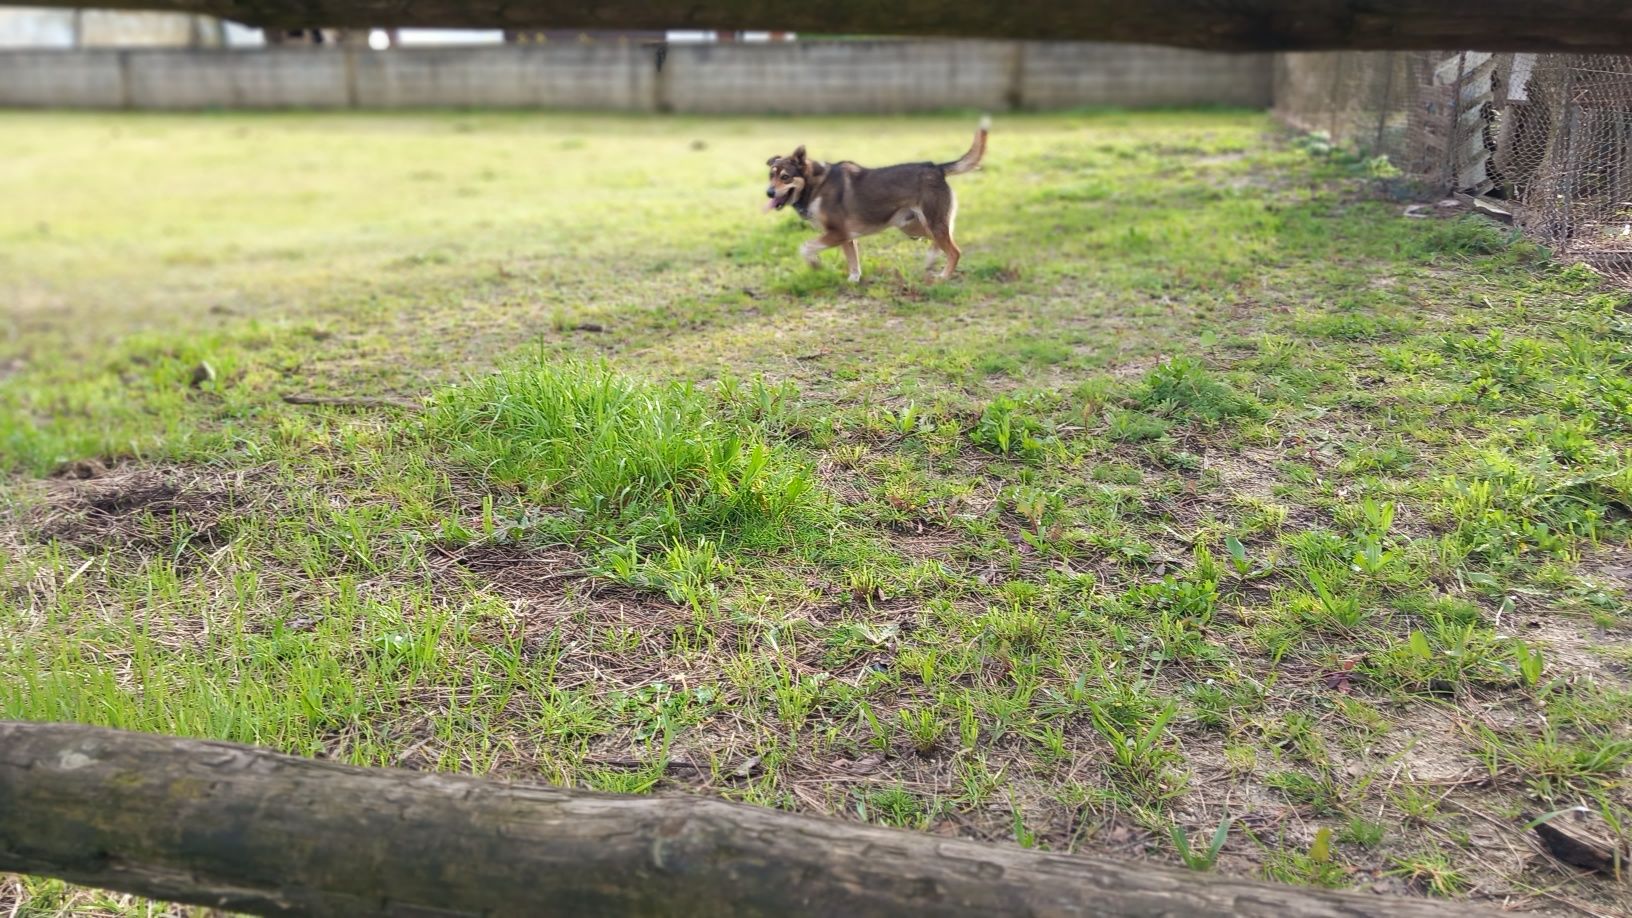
xmin=847 ymin=272 xmax=862 ymax=283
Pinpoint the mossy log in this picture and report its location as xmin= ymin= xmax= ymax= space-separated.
xmin=0 ymin=721 xmax=1498 ymax=917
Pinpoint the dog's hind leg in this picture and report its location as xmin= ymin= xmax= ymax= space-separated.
xmin=910 ymin=208 xmax=940 ymax=274
xmin=933 ymin=230 xmax=961 ymax=280
xmin=923 ymin=196 xmax=961 ymax=280
xmin=840 ymin=240 xmax=862 ymax=282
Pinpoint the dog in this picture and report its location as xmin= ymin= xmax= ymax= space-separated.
xmin=764 ymin=117 xmax=988 ymax=282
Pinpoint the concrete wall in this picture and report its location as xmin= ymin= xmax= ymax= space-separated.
xmin=1022 ymin=43 xmax=1271 ymax=109
xmin=663 ymin=41 xmax=1015 ymax=114
xmin=78 ymin=10 xmax=221 ymax=47
xmin=0 ymin=49 xmax=126 ymax=105
xmin=0 ymin=41 xmax=1272 ymax=112
xmin=0 ymin=7 xmax=226 ymax=49
xmin=128 ymin=48 xmax=348 ymax=107
xmin=352 ymin=45 xmax=652 ymax=109
xmin=0 ymin=6 xmax=76 ymax=48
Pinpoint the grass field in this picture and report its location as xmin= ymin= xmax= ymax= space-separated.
xmin=2 ymin=110 xmax=1630 ymax=915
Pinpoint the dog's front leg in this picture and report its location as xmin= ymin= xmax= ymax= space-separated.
xmin=799 ymin=230 xmax=847 ymax=272
xmin=840 ymin=241 xmax=861 ymax=283
xmin=799 ymin=240 xmax=825 ymax=269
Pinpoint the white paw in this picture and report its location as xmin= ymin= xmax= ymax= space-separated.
xmin=847 ymin=272 xmax=862 ymax=283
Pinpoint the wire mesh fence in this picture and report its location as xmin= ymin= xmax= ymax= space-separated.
xmin=1275 ymin=51 xmax=1632 ymax=285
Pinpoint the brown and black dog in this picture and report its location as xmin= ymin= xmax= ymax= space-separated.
xmin=764 ymin=117 xmax=988 ymax=282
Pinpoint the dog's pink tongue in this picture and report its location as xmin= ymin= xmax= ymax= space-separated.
xmin=763 ymin=197 xmax=778 ymax=213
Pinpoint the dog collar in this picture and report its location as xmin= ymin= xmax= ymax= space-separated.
xmin=792 ymin=173 xmax=820 ymax=218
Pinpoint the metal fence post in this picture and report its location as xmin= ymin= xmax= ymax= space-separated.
xmin=1443 ymin=52 xmax=1468 ymax=192
xmin=1373 ymin=51 xmax=1395 ymax=155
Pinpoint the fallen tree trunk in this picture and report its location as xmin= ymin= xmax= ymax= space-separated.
xmin=1 ymin=722 xmax=1490 ymax=917
xmin=10 ymin=0 xmax=1632 ymax=52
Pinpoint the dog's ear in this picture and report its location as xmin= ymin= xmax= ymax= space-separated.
xmin=766 ymin=156 xmax=778 ymax=166
xmin=792 ymin=145 xmax=806 ymax=162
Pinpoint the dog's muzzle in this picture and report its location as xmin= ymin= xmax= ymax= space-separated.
xmin=764 ymin=185 xmax=794 ymax=212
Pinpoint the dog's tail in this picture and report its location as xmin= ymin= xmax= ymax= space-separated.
xmin=940 ymin=116 xmax=989 ymax=176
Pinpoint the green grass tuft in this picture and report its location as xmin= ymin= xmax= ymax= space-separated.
xmin=426 ymin=358 xmax=824 ymax=548
xmin=1136 ymin=357 xmax=1268 ymax=423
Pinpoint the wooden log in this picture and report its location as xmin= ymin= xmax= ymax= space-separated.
xmin=9 ymin=1 xmax=1632 ymax=52
xmin=0 ymin=721 xmax=1492 ymax=918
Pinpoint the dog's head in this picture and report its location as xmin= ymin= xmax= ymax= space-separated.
xmin=764 ymin=145 xmax=809 ymax=212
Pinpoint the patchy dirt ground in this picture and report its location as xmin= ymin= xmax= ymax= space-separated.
xmin=2 ymin=111 xmax=1630 ymax=916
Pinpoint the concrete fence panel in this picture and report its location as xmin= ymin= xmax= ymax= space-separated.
xmin=662 ymin=41 xmax=1015 ymax=114
xmin=1021 ymin=43 xmax=1272 ymax=108
xmin=0 ymin=42 xmax=1273 ymax=112
xmin=0 ymin=49 xmax=125 ymax=107
xmin=125 ymin=49 xmax=349 ymax=109
xmin=354 ymin=45 xmax=654 ymax=110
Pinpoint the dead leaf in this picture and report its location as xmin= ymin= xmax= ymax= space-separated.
xmin=845 ymin=752 xmax=885 ymax=775
xmin=1323 ymin=658 xmax=1360 ymax=694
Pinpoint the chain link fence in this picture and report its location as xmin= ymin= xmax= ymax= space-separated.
xmin=1276 ymin=52 xmax=1632 ymax=285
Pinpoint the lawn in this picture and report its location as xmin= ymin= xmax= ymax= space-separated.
xmin=2 ymin=110 xmax=1629 ymax=915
